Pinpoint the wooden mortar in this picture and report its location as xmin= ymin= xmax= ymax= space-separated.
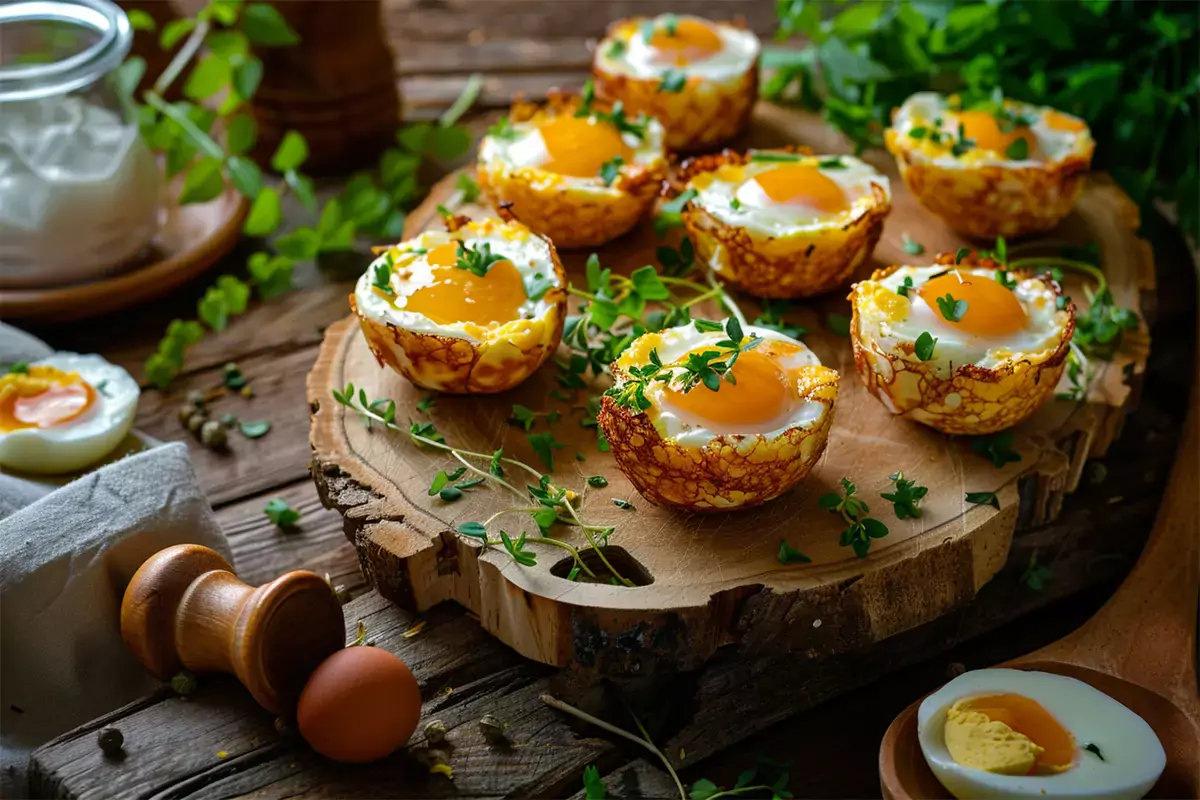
xmin=120 ymin=544 xmax=345 ymax=715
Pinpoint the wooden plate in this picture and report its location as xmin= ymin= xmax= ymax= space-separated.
xmin=307 ymin=104 xmax=1155 ymax=675
xmin=0 ymin=187 xmax=248 ymax=323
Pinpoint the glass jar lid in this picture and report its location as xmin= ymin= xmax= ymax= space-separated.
xmin=0 ymin=0 xmax=132 ymax=102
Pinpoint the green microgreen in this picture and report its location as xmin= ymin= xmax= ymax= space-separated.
xmin=826 ymin=313 xmax=852 ymax=337
xmin=455 ymin=241 xmax=507 ymax=277
xmin=935 ymin=293 xmax=969 ymax=322
xmin=263 ymin=498 xmax=301 ymax=528
xmin=995 ymin=269 xmax=1018 ymax=290
xmin=914 ymin=331 xmax=937 ymax=361
xmin=605 ymin=39 xmax=627 ymax=59
xmin=971 ymin=430 xmax=1022 ymax=468
xmin=1005 ymin=137 xmax=1029 ymax=160
xmin=499 ymin=530 xmax=537 ymax=566
xmin=612 ymin=498 xmax=635 ymax=510
xmin=372 ymin=259 xmax=394 ymax=294
xmin=818 ymin=156 xmax=846 ymax=169
xmin=820 ymin=477 xmax=889 ymax=558
xmin=659 ymin=69 xmax=687 ymax=93
xmin=455 ymin=172 xmax=481 ymax=203
xmin=583 ymin=765 xmax=606 ymax=799
xmin=598 ymin=155 xmax=624 ymax=186
xmin=654 ymin=189 xmax=698 ymax=236
xmin=1083 ymin=743 xmax=1105 ymax=762
xmin=897 ymin=276 xmax=915 ymax=298
xmin=950 ymin=123 xmax=975 ymax=157
xmin=954 ymin=247 xmax=971 ymax=265
xmin=901 ymin=232 xmax=925 ymax=255
xmin=1056 ymin=343 xmax=1089 ymax=401
xmin=656 ymin=235 xmax=696 ymax=277
xmin=730 ymin=197 xmax=742 ymax=210
xmin=754 ymin=299 xmax=807 ymax=340
xmin=881 ymin=471 xmax=927 ymax=520
xmin=416 ymin=394 xmax=437 ymax=414
xmin=487 ymin=116 xmax=519 ymax=140
xmin=6 ymin=362 xmax=30 ymax=375
xmin=586 ymin=475 xmax=608 ymax=488
xmin=749 ymin=151 xmax=806 ymax=163
xmin=965 ymin=491 xmax=1001 ymax=510
xmin=239 ymin=419 xmax=271 ymax=438
xmin=527 ymin=431 xmax=565 ymax=472
xmin=777 ymin=540 xmax=812 ymax=565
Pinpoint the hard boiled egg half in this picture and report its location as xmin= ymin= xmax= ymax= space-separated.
xmin=592 ymin=14 xmax=760 ymax=151
xmin=477 ymin=92 xmax=668 ymax=249
xmin=680 ymin=150 xmax=891 ymax=299
xmin=849 ymin=252 xmax=1074 ymax=435
xmin=885 ymin=92 xmax=1094 ymax=238
xmin=598 ymin=320 xmax=838 ymax=511
xmin=352 ymin=216 xmax=568 ymax=394
xmin=919 ymin=668 xmax=1165 ymax=800
xmin=0 ymin=354 xmax=139 ymax=474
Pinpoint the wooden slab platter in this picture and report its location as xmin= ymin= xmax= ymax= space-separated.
xmin=307 ymin=103 xmax=1154 ymax=675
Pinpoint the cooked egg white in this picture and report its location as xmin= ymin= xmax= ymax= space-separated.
xmin=690 ymin=154 xmax=890 ymax=238
xmin=919 ymin=668 xmax=1166 ymax=800
xmin=355 ymin=223 xmax=562 ymax=343
xmin=864 ymin=265 xmax=1068 ymax=377
xmin=478 ymin=111 xmax=665 ymax=195
xmin=891 ymin=91 xmax=1093 ymax=169
xmin=0 ymin=353 xmax=139 ymax=475
xmin=630 ymin=323 xmax=830 ymax=448
xmin=596 ymin=14 xmax=759 ymax=82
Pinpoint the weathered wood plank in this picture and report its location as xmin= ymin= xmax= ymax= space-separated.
xmin=396 ymin=38 xmax=593 ymax=77
xmin=30 ymin=596 xmax=612 ymax=800
xmin=216 ymin=479 xmax=366 ymax=597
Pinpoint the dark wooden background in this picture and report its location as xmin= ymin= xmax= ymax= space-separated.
xmin=23 ymin=1 xmax=1200 ymax=796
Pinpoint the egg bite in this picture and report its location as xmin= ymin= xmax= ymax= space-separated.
xmin=918 ymin=669 xmax=1165 ymax=799
xmin=849 ymin=252 xmax=1074 ymax=435
xmin=592 ymin=14 xmax=759 ymax=152
xmin=351 ymin=215 xmax=568 ymax=394
xmin=885 ymin=92 xmax=1095 ymax=239
xmin=598 ymin=320 xmax=838 ymax=511
xmin=679 ymin=149 xmax=891 ymax=299
xmin=0 ymin=353 xmax=139 ymax=474
xmin=476 ymin=92 xmax=668 ymax=249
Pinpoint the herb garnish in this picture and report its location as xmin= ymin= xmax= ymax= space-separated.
xmin=818 ymin=156 xmax=846 ymax=169
xmin=524 ymin=271 xmax=555 ymax=302
xmin=749 ymin=151 xmax=807 ymax=163
xmin=455 ymin=241 xmax=507 ymax=277
xmin=897 ymin=276 xmax=915 ymax=298
xmin=654 ymin=189 xmax=698 ymax=236
xmin=730 ymin=197 xmax=742 ymax=210
xmin=1021 ymin=550 xmax=1054 ymax=591
xmin=754 ymin=299 xmax=807 ymax=340
xmin=605 ymin=39 xmax=627 ymax=59
xmin=820 ymin=478 xmax=889 ymax=558
xmin=1082 ymin=742 xmax=1105 ymax=761
xmin=950 ymin=123 xmax=975 ymax=157
xmin=576 ymin=80 xmax=649 ymax=140
xmin=954 ymin=247 xmax=970 ymax=265
xmin=7 ymin=362 xmax=29 ymax=375
xmin=778 ymin=539 xmax=812 ymax=565
xmin=826 ymin=313 xmax=852 ymax=337
xmin=612 ymin=498 xmax=635 ymax=510
xmin=658 ymin=69 xmax=687 ymax=93
xmin=239 ymin=419 xmax=271 ymax=438
xmin=971 ymin=430 xmax=1022 ymax=468
xmin=487 ymin=116 xmax=519 ymax=140
xmin=583 ymin=764 xmax=606 ymax=799
xmin=965 ymin=490 xmax=1001 ymax=510
xmin=372 ymin=259 xmax=394 ymax=294
xmin=914 ymin=331 xmax=937 ymax=361
xmin=1005 ymin=137 xmax=1029 ymax=160
xmin=936 ymin=293 xmax=969 ymax=322
xmin=263 ymin=498 xmax=301 ymax=528
xmin=598 ymin=155 xmax=624 ymax=186
xmin=882 ymin=471 xmax=928 ymax=519
xmin=528 ymin=431 xmax=565 ymax=472
xmin=901 ymin=232 xmax=925 ymax=255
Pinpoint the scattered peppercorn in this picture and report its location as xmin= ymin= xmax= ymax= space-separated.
xmin=97 ymin=727 xmax=124 ymax=757
xmin=185 ymin=390 xmax=206 ymax=408
xmin=200 ymin=419 xmax=228 ymax=449
xmin=424 ymin=719 xmax=449 ymax=746
xmin=186 ymin=412 xmax=208 ymax=435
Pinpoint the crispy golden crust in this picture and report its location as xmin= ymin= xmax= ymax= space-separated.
xmin=592 ymin=31 xmax=757 ymax=152
xmin=350 ymin=238 xmax=569 ymax=394
xmin=681 ymin=179 xmax=891 ymax=299
xmin=598 ymin=366 xmax=839 ymax=511
xmin=477 ymin=92 xmax=668 ymax=249
xmin=884 ymin=129 xmax=1092 ymax=239
xmin=848 ymin=255 xmax=1076 ymax=435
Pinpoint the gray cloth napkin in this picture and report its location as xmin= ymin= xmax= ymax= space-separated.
xmin=0 ymin=325 xmax=231 ymax=797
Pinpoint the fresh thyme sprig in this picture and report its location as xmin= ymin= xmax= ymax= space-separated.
xmin=819 ymin=478 xmax=889 ymax=558
xmin=576 ymin=80 xmax=649 ymax=140
xmin=332 ymin=384 xmax=631 ymax=585
xmin=455 ymin=241 xmax=508 ymax=277
xmin=881 ymin=471 xmax=927 ymax=520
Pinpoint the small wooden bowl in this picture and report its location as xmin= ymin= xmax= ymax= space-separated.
xmin=0 ymin=187 xmax=247 ymax=323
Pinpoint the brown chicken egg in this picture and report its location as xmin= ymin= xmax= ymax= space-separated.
xmin=297 ymin=646 xmax=422 ymax=763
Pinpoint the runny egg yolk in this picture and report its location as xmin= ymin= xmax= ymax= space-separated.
xmin=647 ymin=18 xmax=723 ymax=65
xmin=956 ymin=110 xmax=1036 ymax=156
xmin=537 ymin=116 xmax=633 ymax=179
xmin=919 ymin=273 xmax=1028 ymax=337
xmin=0 ymin=367 xmax=95 ymax=431
xmin=663 ymin=349 xmax=790 ymax=426
xmin=752 ymin=166 xmax=849 ymax=216
xmin=958 ymin=694 xmax=1076 ymax=772
xmin=1043 ymin=109 xmax=1086 ymax=133
xmin=404 ymin=242 xmax=527 ymax=326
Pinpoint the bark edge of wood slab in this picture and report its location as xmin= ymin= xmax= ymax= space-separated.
xmin=120 ymin=544 xmax=346 ymax=715
xmin=306 ymin=104 xmax=1155 ymax=676
xmin=879 ymin=366 xmax=1200 ymax=800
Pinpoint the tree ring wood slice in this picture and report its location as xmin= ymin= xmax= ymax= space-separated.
xmin=308 ymin=104 xmax=1155 ymax=674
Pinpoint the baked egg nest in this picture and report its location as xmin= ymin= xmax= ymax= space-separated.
xmin=678 ymin=148 xmax=891 ymax=299
xmin=352 ymin=214 xmax=568 ymax=394
xmin=884 ymin=92 xmax=1095 ymax=239
xmin=592 ymin=14 xmax=759 ymax=152
xmin=849 ymin=251 xmax=1075 ymax=435
xmin=598 ymin=320 xmax=839 ymax=511
xmin=476 ymin=91 xmax=668 ymax=249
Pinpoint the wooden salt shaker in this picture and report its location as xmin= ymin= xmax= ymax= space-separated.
xmin=120 ymin=544 xmax=344 ymax=715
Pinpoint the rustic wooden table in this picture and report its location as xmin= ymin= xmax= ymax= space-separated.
xmin=22 ymin=2 xmax=1200 ymax=797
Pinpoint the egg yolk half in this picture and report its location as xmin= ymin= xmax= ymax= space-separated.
xmin=958 ymin=694 xmax=1076 ymax=772
xmin=0 ymin=366 xmax=95 ymax=432
xmin=752 ymin=165 xmax=849 ymax=216
xmin=919 ymin=272 xmax=1028 ymax=337
xmin=537 ymin=116 xmax=633 ymax=178
xmin=647 ymin=18 xmax=723 ymax=65
xmin=404 ymin=242 xmax=527 ymax=326
xmin=957 ymin=110 xmax=1036 ymax=156
xmin=663 ymin=348 xmax=791 ymax=427
xmin=1044 ymin=109 xmax=1086 ymax=133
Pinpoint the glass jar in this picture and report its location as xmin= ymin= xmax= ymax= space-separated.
xmin=0 ymin=0 xmax=159 ymax=289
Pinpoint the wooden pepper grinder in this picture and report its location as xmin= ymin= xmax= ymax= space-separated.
xmin=249 ymin=0 xmax=401 ymax=175
xmin=120 ymin=544 xmax=345 ymax=715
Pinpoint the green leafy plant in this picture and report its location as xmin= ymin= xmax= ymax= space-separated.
xmin=971 ymin=430 xmax=1022 ymax=468
xmin=263 ymin=497 xmax=300 ymax=527
xmin=881 ymin=471 xmax=928 ymax=519
xmin=965 ymin=490 xmax=1001 ymax=510
xmin=766 ymin=0 xmax=1199 ymax=240
xmin=820 ymin=477 xmax=889 ymax=558
xmin=777 ymin=539 xmax=812 ymax=565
